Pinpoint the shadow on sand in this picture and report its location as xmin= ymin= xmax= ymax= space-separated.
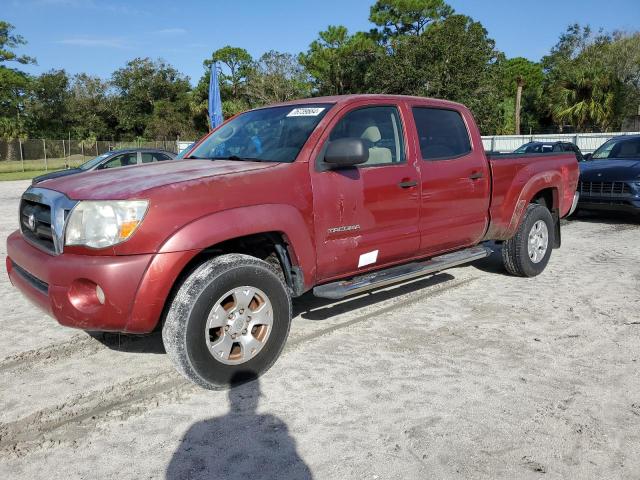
xmin=165 ymin=372 xmax=312 ymax=480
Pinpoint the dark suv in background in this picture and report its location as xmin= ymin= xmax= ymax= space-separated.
xmin=577 ymin=135 xmax=640 ymax=215
xmin=513 ymin=141 xmax=584 ymax=161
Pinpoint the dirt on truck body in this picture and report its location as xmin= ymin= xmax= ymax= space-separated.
xmin=6 ymin=94 xmax=579 ymax=389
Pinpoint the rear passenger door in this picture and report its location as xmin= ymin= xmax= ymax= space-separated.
xmin=410 ymin=106 xmax=490 ymax=256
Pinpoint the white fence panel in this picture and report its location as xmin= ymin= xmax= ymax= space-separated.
xmin=481 ymin=132 xmax=640 ymax=153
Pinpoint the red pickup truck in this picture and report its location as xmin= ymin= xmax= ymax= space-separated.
xmin=6 ymin=95 xmax=579 ymax=389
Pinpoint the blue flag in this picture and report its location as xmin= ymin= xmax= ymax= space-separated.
xmin=208 ymin=62 xmax=223 ymax=130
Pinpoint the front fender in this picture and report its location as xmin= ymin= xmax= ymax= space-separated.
xmin=158 ymin=204 xmax=316 ymax=287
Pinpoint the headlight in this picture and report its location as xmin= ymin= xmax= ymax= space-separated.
xmin=65 ymin=200 xmax=149 ymax=248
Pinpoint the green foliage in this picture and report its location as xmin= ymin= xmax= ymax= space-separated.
xmin=67 ymin=74 xmax=114 ymax=140
xmin=542 ymin=25 xmax=629 ymax=131
xmin=1 ymin=11 xmax=639 ymax=140
xmin=0 ymin=21 xmax=34 ymax=141
xmin=366 ymin=14 xmax=501 ymax=131
xmin=111 ymin=58 xmax=193 ymax=138
xmin=0 ymin=21 xmax=36 ymax=65
xmin=205 ymin=46 xmax=253 ymax=98
xmin=26 ymin=69 xmax=70 ymax=137
xmin=369 ymin=0 xmax=452 ymax=37
xmin=299 ymin=26 xmax=382 ymax=95
xmin=246 ymin=51 xmax=312 ymax=104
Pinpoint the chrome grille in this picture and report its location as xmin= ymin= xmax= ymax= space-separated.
xmin=578 ymin=181 xmax=632 ymax=196
xmin=19 ymin=188 xmax=77 ymax=255
xmin=20 ymin=199 xmax=55 ymax=253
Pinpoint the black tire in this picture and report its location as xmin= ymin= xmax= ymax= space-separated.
xmin=502 ymin=203 xmax=555 ymax=277
xmin=162 ymin=254 xmax=292 ymax=389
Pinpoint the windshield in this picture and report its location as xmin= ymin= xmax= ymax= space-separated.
xmin=176 ymin=143 xmax=194 ymax=159
xmin=79 ymin=153 xmax=110 ymax=170
xmin=592 ymin=137 xmax=640 ymax=159
xmin=188 ymin=103 xmax=333 ymax=163
xmin=514 ymin=143 xmax=533 ymax=153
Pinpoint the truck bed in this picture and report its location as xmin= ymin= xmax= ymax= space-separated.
xmin=484 ymin=152 xmax=580 ymax=240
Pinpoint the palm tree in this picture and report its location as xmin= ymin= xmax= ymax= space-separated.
xmin=551 ymin=66 xmax=618 ymax=131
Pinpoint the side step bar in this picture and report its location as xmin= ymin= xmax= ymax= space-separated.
xmin=313 ymin=245 xmax=492 ymax=300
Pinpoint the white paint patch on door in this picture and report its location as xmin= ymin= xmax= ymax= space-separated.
xmin=358 ymin=250 xmax=379 ymax=268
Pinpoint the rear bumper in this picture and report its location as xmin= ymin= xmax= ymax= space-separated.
xmin=567 ymin=192 xmax=580 ymax=216
xmin=6 ymin=231 xmax=196 ymax=333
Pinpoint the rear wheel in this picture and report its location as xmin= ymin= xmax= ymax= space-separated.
xmin=502 ymin=203 xmax=554 ymax=277
xmin=162 ymin=254 xmax=292 ymax=389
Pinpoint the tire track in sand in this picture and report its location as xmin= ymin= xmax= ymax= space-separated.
xmin=0 ymin=276 xmax=478 ymax=456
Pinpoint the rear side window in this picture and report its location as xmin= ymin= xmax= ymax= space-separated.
xmin=142 ymin=152 xmax=172 ymax=163
xmin=412 ymin=108 xmax=471 ymax=160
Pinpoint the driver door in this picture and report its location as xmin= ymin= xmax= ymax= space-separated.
xmin=310 ymin=102 xmax=421 ymax=281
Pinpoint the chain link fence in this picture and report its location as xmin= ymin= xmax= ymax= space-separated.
xmin=0 ymin=139 xmax=180 ymax=173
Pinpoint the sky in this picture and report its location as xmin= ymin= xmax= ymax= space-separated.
xmin=4 ymin=0 xmax=640 ymax=85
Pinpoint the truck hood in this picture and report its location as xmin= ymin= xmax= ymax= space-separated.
xmin=579 ymin=159 xmax=640 ymax=182
xmin=39 ymin=159 xmax=278 ymax=200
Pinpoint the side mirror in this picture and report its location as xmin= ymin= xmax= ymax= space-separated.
xmin=583 ymin=153 xmax=592 ymax=161
xmin=324 ymin=138 xmax=369 ymax=168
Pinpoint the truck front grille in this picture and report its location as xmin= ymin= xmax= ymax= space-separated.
xmin=19 ymin=187 xmax=77 ymax=255
xmin=20 ymin=199 xmax=55 ymax=253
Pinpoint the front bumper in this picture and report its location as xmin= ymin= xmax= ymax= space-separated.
xmin=6 ymin=231 xmax=195 ymax=333
xmin=576 ymin=181 xmax=640 ymax=214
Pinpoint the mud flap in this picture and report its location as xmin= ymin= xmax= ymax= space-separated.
xmin=553 ymin=209 xmax=561 ymax=248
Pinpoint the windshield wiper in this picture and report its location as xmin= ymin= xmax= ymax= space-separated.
xmin=210 ymin=155 xmax=269 ymax=162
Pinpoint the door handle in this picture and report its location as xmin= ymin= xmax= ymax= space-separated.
xmin=469 ymin=172 xmax=484 ymax=180
xmin=398 ymin=180 xmax=418 ymax=189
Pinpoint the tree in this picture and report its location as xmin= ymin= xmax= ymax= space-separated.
xmin=551 ymin=65 xmax=618 ymax=131
xmin=0 ymin=21 xmax=35 ymax=66
xmin=111 ymin=58 xmax=192 ymax=138
xmin=246 ymin=51 xmax=312 ymax=105
xmin=366 ymin=14 xmax=502 ymax=133
xmin=0 ymin=21 xmax=35 ymax=159
xmin=205 ymin=46 xmax=253 ymax=98
xmin=26 ymin=70 xmax=70 ymax=137
xmin=543 ymin=25 xmax=622 ymax=131
xmin=369 ymin=0 xmax=452 ymax=38
xmin=67 ymin=73 xmax=114 ymax=140
xmin=299 ymin=26 xmax=382 ymax=95
xmin=495 ymin=57 xmax=545 ymax=134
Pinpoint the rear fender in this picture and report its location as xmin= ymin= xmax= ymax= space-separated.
xmin=503 ymin=171 xmax=564 ymax=240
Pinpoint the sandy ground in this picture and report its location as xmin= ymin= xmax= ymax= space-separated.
xmin=0 ymin=179 xmax=639 ymax=480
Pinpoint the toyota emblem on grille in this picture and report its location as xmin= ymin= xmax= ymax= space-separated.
xmin=27 ymin=213 xmax=36 ymax=231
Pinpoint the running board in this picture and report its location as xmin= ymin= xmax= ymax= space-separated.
xmin=313 ymin=245 xmax=492 ymax=300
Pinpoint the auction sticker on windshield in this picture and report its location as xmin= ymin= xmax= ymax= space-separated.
xmin=287 ymin=107 xmax=326 ymax=117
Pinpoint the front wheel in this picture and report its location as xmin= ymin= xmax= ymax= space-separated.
xmin=502 ymin=203 xmax=555 ymax=277
xmin=162 ymin=254 xmax=292 ymax=389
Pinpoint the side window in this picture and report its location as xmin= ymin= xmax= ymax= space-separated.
xmin=142 ymin=152 xmax=171 ymax=163
xmin=101 ymin=153 xmax=136 ymax=169
xmin=328 ymin=106 xmax=405 ymax=166
xmin=412 ymin=107 xmax=471 ymax=160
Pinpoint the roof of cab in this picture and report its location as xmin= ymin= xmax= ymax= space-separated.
xmin=270 ymin=94 xmax=467 ymax=110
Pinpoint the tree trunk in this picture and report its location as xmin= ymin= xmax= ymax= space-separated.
xmin=515 ymin=77 xmax=524 ymax=135
xmin=6 ymin=140 xmax=17 ymax=162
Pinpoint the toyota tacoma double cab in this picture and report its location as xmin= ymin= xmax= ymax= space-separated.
xmin=6 ymin=95 xmax=579 ymax=389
